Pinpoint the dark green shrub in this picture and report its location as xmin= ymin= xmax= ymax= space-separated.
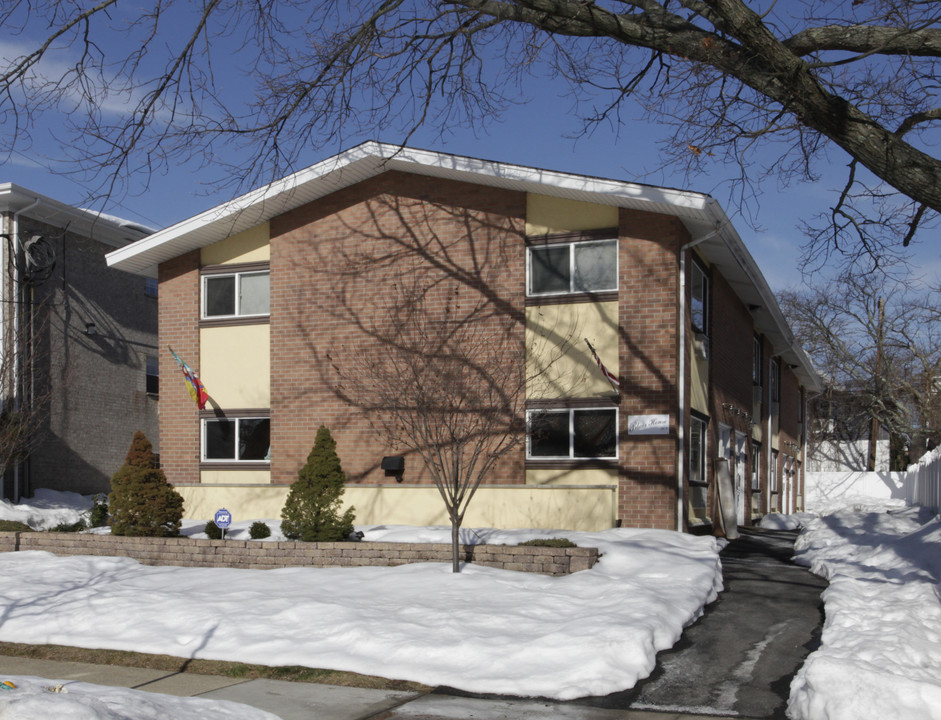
xmin=281 ymin=426 xmax=355 ymax=542
xmin=89 ymin=494 xmax=109 ymax=528
xmin=0 ymin=520 xmax=33 ymax=532
xmin=249 ymin=521 xmax=271 ymax=539
xmin=204 ymin=520 xmax=223 ymax=539
xmin=109 ymin=431 xmax=184 ymax=537
xmin=518 ymin=537 xmax=577 ymax=548
xmin=50 ymin=519 xmax=88 ymax=533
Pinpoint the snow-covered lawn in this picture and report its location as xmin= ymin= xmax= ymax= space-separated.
xmin=3 ymin=490 xmax=940 ymax=720
xmin=0 ymin=490 xmax=722 ymax=715
xmin=788 ymin=502 xmax=941 ymax=720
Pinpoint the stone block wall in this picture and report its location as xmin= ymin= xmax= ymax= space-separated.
xmin=0 ymin=533 xmax=598 ymax=576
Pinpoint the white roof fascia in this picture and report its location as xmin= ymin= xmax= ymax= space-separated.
xmin=0 ymin=183 xmax=152 ymax=248
xmin=105 ymin=141 xmax=715 ymax=276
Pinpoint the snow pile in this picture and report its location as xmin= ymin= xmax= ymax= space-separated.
xmin=0 ymin=490 xmax=94 ymax=531
xmin=788 ymin=507 xmax=941 ymax=720
xmin=0 ymin=675 xmax=279 ymax=720
xmin=0 ymin=519 xmax=722 ymax=700
xmin=758 ymin=512 xmax=814 ymax=531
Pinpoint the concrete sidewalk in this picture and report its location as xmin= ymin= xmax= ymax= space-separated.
xmin=0 ymin=654 xmax=735 ymax=720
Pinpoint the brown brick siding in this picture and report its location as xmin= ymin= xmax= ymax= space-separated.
xmin=158 ymin=250 xmax=201 ymax=485
xmin=268 ymin=172 xmax=527 ymax=486
xmin=615 ymin=209 xmax=686 ymax=530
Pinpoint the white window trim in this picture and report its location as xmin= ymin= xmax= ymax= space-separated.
xmin=201 ymin=416 xmax=271 ymax=463
xmin=201 ymin=270 xmax=270 ymax=320
xmin=526 ymin=238 xmax=618 ymax=297
xmin=526 ymin=407 xmax=619 ymax=460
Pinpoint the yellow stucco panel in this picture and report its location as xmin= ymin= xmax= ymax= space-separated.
xmin=527 ymin=301 xmax=619 ymax=399
xmin=689 ymin=343 xmax=709 ymax=416
xmin=200 ymin=325 xmax=270 ymax=408
xmin=526 ymin=467 xmax=618 ymax=487
xmin=526 ymin=194 xmax=619 ymax=236
xmin=201 ymin=223 xmax=270 ymax=265
xmin=177 ymin=485 xmax=617 ymax=531
xmin=200 ymin=470 xmax=271 ymax=485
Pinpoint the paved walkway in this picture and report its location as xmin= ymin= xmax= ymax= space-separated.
xmin=605 ymin=527 xmax=827 ymax=718
xmin=0 ymin=527 xmax=824 ymax=720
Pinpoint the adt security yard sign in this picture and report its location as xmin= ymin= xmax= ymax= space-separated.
xmin=214 ymin=508 xmax=232 ymax=530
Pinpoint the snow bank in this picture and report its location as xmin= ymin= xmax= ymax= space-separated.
xmin=0 ymin=490 xmax=93 ymax=531
xmin=789 ymin=507 xmax=941 ymax=720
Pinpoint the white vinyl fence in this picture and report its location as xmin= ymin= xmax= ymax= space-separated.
xmin=805 ymin=445 xmax=941 ymax=514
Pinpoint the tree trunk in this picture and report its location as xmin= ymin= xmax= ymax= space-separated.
xmin=451 ymin=516 xmax=461 ymax=573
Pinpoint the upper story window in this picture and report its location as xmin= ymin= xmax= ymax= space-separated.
xmin=202 ymin=269 xmax=270 ymax=319
xmin=770 ymin=357 xmax=781 ymax=403
xmin=690 ymin=258 xmax=709 ymax=335
xmin=144 ymin=277 xmax=158 ymax=298
xmin=202 ymin=415 xmax=270 ymax=463
xmin=752 ymin=336 xmax=763 ymax=386
xmin=527 ymin=407 xmax=618 ymax=460
xmin=527 ymin=238 xmax=618 ymax=297
xmin=145 ymin=355 xmax=159 ymax=395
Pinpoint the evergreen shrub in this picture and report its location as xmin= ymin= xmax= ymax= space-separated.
xmin=89 ymin=494 xmax=109 ymax=528
xmin=280 ymin=426 xmax=355 ymax=542
xmin=204 ymin=520 xmax=223 ymax=539
xmin=518 ymin=537 xmax=577 ymax=548
xmin=249 ymin=521 xmax=271 ymax=539
xmin=109 ymin=431 xmax=184 ymax=537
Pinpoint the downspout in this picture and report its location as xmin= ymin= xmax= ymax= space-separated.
xmin=10 ymin=197 xmax=40 ymax=502
xmin=677 ymin=213 xmax=725 ymax=532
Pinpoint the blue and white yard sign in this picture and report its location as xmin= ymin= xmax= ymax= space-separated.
xmin=214 ymin=508 xmax=232 ymax=529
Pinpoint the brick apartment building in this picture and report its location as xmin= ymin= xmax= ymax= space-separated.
xmin=0 ymin=184 xmax=159 ymax=501
xmin=106 ymin=143 xmax=820 ymax=532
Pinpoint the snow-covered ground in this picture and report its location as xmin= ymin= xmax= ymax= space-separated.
xmin=0 ymin=490 xmax=722 ymax=717
xmin=787 ymin=501 xmax=941 ymax=720
xmin=2 ymin=490 xmax=939 ymax=720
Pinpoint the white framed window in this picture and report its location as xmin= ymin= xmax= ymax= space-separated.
xmin=527 ymin=239 xmax=618 ymax=297
xmin=750 ymin=442 xmax=761 ymax=492
xmin=688 ymin=414 xmax=709 ymax=519
xmin=202 ymin=416 xmax=270 ymax=462
xmin=691 ymin=258 xmax=709 ymax=335
xmin=202 ymin=270 xmax=270 ymax=319
xmin=527 ymin=407 xmax=618 ymax=459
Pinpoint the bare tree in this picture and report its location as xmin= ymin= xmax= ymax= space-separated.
xmin=780 ymin=268 xmax=941 ymax=470
xmin=1 ymin=1 xmax=939 ymax=270
xmin=329 ymin=279 xmax=565 ymax=572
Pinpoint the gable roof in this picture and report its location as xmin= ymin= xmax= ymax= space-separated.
xmin=104 ymin=141 xmax=820 ymax=391
xmin=0 ymin=183 xmax=154 ymax=248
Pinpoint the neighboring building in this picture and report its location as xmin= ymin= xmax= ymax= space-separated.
xmin=0 ymin=184 xmax=159 ymax=501
xmin=106 ymin=143 xmax=820 ymax=532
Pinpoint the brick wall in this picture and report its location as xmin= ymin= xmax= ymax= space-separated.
xmin=0 ymin=532 xmax=598 ymax=576
xmin=158 ymin=250 xmax=201 ymax=485
xmin=269 ymin=172 xmax=527 ymax=486
xmin=14 ymin=218 xmax=159 ymax=496
xmin=615 ymin=209 xmax=686 ymax=529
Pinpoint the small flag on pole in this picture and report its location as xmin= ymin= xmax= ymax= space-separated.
xmin=168 ymin=347 xmax=209 ymax=409
xmin=585 ymin=338 xmax=620 ymax=393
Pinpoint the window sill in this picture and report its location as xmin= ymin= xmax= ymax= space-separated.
xmin=199 ymin=316 xmax=270 ymax=328
xmin=525 ymin=291 xmax=617 ymax=306
xmin=526 ymin=458 xmax=618 ymax=470
xmin=200 ymin=462 xmax=271 ymax=470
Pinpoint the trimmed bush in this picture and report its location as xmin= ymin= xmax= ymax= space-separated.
xmin=204 ymin=520 xmax=223 ymax=539
xmin=50 ymin=519 xmax=88 ymax=533
xmin=89 ymin=494 xmax=109 ymax=528
xmin=249 ymin=521 xmax=271 ymax=540
xmin=0 ymin=520 xmax=33 ymax=532
xmin=109 ymin=431 xmax=184 ymax=537
xmin=518 ymin=537 xmax=577 ymax=548
xmin=281 ymin=426 xmax=355 ymax=542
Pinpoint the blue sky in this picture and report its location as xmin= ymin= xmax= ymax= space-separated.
xmin=1 ymin=12 xmax=937 ymax=293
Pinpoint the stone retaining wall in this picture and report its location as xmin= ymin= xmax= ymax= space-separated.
xmin=0 ymin=532 xmax=598 ymax=575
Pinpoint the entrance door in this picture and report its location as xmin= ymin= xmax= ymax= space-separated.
xmin=735 ymin=435 xmax=747 ymax=525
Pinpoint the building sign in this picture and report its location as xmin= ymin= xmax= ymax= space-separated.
xmin=628 ymin=414 xmax=670 ymax=435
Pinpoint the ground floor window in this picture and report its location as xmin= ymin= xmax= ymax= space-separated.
xmin=202 ymin=415 xmax=270 ymax=462
xmin=527 ymin=407 xmax=617 ymax=460
xmin=688 ymin=414 xmax=709 ymax=522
